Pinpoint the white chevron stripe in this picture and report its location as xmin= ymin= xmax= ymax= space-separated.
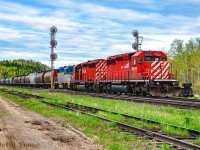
xmin=151 ymin=62 xmax=161 ymax=74
xmin=151 ymin=61 xmax=158 ymax=67
xmin=161 ymin=63 xmax=169 ymax=78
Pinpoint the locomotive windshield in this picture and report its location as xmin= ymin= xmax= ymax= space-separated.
xmin=144 ymin=56 xmax=151 ymax=61
xmin=154 ymin=56 xmax=160 ymax=61
xmin=144 ymin=56 xmax=160 ymax=61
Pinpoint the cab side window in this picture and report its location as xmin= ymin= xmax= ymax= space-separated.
xmin=138 ymin=56 xmax=143 ymax=64
xmin=133 ymin=58 xmax=136 ymax=66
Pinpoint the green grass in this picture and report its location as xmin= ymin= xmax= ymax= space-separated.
xmin=160 ymin=125 xmax=189 ymax=136
xmin=159 ymin=143 xmax=172 ymax=150
xmin=196 ymin=137 xmax=200 ymax=145
xmin=0 ymin=88 xmax=159 ymax=150
xmin=1 ymin=86 xmax=200 ymax=146
xmin=2 ymin=86 xmax=200 ymax=133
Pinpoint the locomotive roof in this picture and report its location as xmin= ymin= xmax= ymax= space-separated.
xmin=87 ymin=59 xmax=105 ymax=63
xmin=74 ymin=59 xmax=105 ymax=67
xmin=133 ymin=50 xmax=165 ymax=56
xmin=107 ymin=52 xmax=135 ymax=60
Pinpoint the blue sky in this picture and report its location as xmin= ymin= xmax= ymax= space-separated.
xmin=0 ymin=0 xmax=200 ymax=68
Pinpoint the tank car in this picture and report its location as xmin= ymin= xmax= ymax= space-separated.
xmin=35 ymin=70 xmax=58 ymax=88
xmin=20 ymin=76 xmax=25 ymax=86
xmin=29 ymin=73 xmax=37 ymax=87
xmin=9 ymin=77 xmax=13 ymax=85
xmin=16 ymin=76 xmax=21 ymax=85
xmin=24 ymin=74 xmax=30 ymax=86
xmin=2 ymin=79 xmax=6 ymax=85
xmin=5 ymin=77 xmax=13 ymax=85
xmin=6 ymin=78 xmax=9 ymax=85
xmin=12 ymin=77 xmax=18 ymax=85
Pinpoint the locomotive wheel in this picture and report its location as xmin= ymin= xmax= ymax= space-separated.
xmin=103 ymin=84 xmax=107 ymax=93
xmin=106 ymin=84 xmax=111 ymax=93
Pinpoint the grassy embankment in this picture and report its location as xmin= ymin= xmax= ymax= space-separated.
xmin=0 ymin=86 xmax=200 ymax=148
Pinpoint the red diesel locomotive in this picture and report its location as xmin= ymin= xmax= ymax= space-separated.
xmin=71 ymin=50 xmax=180 ymax=97
xmin=71 ymin=31 xmax=181 ymax=97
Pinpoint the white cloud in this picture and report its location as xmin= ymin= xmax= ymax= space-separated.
xmin=1 ymin=51 xmax=42 ymax=59
xmin=0 ymin=0 xmax=200 ymax=68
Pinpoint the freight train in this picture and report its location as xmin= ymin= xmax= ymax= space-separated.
xmin=0 ymin=31 xmax=190 ymax=97
xmin=0 ymin=49 xmax=183 ymax=97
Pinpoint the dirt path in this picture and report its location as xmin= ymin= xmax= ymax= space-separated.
xmin=0 ymin=96 xmax=103 ymax=150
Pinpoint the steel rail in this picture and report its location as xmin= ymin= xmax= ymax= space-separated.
xmin=41 ymin=101 xmax=200 ymax=150
xmin=1 ymin=88 xmax=199 ymax=136
xmin=64 ymin=101 xmax=200 ymax=137
xmin=61 ymin=90 xmax=200 ymax=109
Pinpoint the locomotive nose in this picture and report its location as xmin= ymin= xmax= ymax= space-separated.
xmin=151 ymin=61 xmax=170 ymax=80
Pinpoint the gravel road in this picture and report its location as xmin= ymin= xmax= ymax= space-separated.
xmin=0 ymin=96 xmax=103 ymax=150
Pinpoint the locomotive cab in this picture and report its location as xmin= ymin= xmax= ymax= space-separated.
xmin=57 ymin=66 xmax=73 ymax=89
xmin=130 ymin=50 xmax=169 ymax=80
xmin=130 ymin=50 xmax=180 ymax=96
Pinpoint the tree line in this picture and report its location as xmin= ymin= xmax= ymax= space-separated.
xmin=0 ymin=59 xmax=50 ymax=79
xmin=168 ymin=38 xmax=200 ymax=94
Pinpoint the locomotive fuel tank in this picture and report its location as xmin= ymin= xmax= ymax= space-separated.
xmin=77 ymin=85 xmax=85 ymax=91
xmin=111 ymin=85 xmax=131 ymax=94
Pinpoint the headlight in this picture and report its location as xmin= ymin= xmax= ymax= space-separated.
xmin=156 ymin=82 xmax=159 ymax=85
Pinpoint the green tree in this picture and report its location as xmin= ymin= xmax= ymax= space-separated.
xmin=0 ymin=59 xmax=50 ymax=78
xmin=168 ymin=38 xmax=200 ymax=94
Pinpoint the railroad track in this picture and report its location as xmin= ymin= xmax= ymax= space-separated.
xmin=56 ymin=90 xmax=200 ymax=109
xmin=2 ymin=89 xmax=200 ymax=136
xmin=1 ymin=89 xmax=200 ymax=149
xmin=42 ymin=101 xmax=200 ymax=150
xmin=1 ymin=85 xmax=200 ymax=109
xmin=58 ymin=101 xmax=200 ymax=137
